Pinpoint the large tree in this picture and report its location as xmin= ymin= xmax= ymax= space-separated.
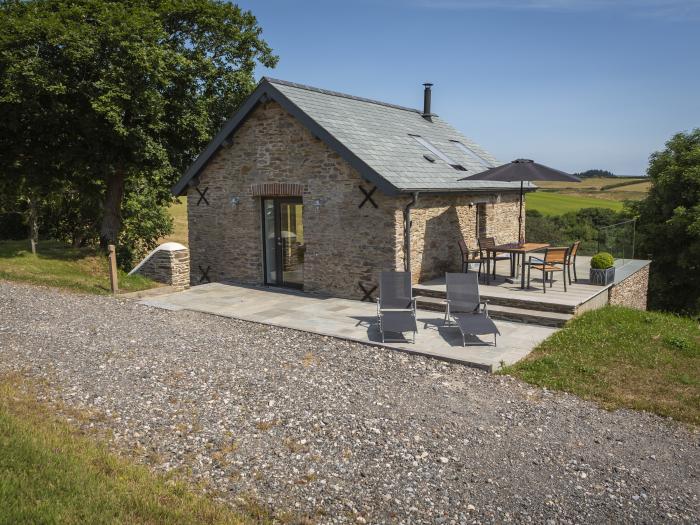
xmin=0 ymin=0 xmax=277 ymax=247
xmin=634 ymin=129 xmax=700 ymax=314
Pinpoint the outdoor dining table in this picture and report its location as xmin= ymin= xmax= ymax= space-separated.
xmin=484 ymin=242 xmax=550 ymax=288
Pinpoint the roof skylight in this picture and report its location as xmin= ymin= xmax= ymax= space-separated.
xmin=410 ymin=135 xmax=466 ymax=171
xmin=451 ymin=140 xmax=492 ymax=168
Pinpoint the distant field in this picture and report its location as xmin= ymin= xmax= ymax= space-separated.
xmin=535 ymin=176 xmax=615 ymax=190
xmin=536 ymin=176 xmax=648 ymax=191
xmin=526 ymin=192 xmax=624 ymax=215
xmin=609 ymin=181 xmax=650 ymax=193
xmin=159 ymin=199 xmax=188 ymax=246
xmin=530 ymin=176 xmax=649 ymax=213
xmin=537 ymin=177 xmax=649 ymax=201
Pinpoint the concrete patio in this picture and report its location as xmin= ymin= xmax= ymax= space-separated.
xmin=140 ymin=282 xmax=557 ymax=371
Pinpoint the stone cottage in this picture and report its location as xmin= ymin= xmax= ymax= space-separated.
xmin=172 ymin=78 xmax=527 ymax=299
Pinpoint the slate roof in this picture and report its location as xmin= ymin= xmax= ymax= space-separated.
xmin=172 ymin=77 xmax=529 ymax=196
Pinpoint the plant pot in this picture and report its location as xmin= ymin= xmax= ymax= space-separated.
xmin=589 ymin=267 xmax=615 ymax=285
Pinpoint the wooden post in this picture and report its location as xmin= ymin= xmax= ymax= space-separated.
xmin=108 ymin=244 xmax=118 ymax=294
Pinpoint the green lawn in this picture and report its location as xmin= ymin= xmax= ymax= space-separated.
xmin=0 ymin=240 xmax=156 ymax=294
xmin=527 ymin=192 xmax=625 ymax=215
xmin=501 ymin=306 xmax=700 ymax=425
xmin=159 ymin=199 xmax=188 ymax=246
xmin=0 ymin=375 xmax=250 ymax=524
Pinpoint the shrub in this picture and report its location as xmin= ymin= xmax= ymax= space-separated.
xmin=116 ymin=186 xmax=173 ymax=270
xmin=590 ymin=252 xmax=614 ymax=269
xmin=635 ymin=129 xmax=700 ymax=314
xmin=525 ymin=207 xmax=629 ymax=256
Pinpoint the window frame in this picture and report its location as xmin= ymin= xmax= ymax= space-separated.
xmin=450 ymin=140 xmax=492 ymax=168
xmin=410 ymin=134 xmax=466 ymax=171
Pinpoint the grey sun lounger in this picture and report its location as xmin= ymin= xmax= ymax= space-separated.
xmin=444 ymin=272 xmax=500 ymax=346
xmin=376 ymin=271 xmax=417 ymax=343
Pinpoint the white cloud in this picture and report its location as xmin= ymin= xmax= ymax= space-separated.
xmin=411 ymin=0 xmax=700 ymax=20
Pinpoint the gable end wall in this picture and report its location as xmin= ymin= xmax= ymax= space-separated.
xmin=187 ymin=100 xmax=400 ymax=299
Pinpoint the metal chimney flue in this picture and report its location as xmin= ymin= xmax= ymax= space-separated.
xmin=422 ymin=82 xmax=433 ymax=119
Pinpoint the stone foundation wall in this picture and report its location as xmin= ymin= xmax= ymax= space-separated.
xmin=134 ymin=248 xmax=190 ymax=289
xmin=405 ymin=193 xmax=522 ymax=284
xmin=609 ymin=264 xmax=649 ymax=310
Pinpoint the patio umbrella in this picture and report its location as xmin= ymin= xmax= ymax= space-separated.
xmin=462 ymin=159 xmax=581 ymax=244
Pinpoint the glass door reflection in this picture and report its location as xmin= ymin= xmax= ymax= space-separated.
xmin=279 ymin=201 xmax=304 ymax=288
xmin=262 ymin=198 xmax=304 ymax=289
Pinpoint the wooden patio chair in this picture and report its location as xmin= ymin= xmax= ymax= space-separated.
xmin=478 ymin=237 xmax=511 ymax=278
xmin=566 ymin=240 xmax=581 ymax=284
xmin=526 ymin=247 xmax=570 ymax=293
xmin=458 ymin=239 xmax=487 ymax=278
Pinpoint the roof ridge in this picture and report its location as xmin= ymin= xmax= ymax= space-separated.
xmin=262 ymin=77 xmax=423 ymax=115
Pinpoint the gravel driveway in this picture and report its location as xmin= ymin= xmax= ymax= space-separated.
xmin=1 ymin=281 xmax=698 ymax=523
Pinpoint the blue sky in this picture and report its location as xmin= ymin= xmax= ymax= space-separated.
xmin=237 ymin=0 xmax=700 ymax=175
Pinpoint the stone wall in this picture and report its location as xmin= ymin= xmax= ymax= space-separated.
xmin=187 ymin=100 xmax=523 ymax=298
xmin=405 ymin=193 xmax=522 ymax=284
xmin=188 ymin=100 xmax=399 ymax=299
xmin=609 ymin=264 xmax=649 ymax=310
xmin=133 ymin=246 xmax=190 ymax=289
xmin=486 ymin=196 xmax=523 ymax=246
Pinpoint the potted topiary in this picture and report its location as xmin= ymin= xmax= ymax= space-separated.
xmin=589 ymin=252 xmax=615 ymax=285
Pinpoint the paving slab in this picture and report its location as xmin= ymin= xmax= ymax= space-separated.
xmin=141 ymin=282 xmax=557 ymax=371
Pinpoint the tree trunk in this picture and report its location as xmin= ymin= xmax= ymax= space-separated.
xmin=71 ymin=232 xmax=85 ymax=248
xmin=99 ymin=170 xmax=126 ymax=249
xmin=28 ymin=194 xmax=39 ymax=254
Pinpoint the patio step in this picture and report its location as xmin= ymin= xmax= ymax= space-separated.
xmin=413 ymin=287 xmax=577 ymax=315
xmin=414 ymin=296 xmax=573 ymax=328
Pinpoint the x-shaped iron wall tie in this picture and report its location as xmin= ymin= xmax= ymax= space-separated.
xmin=198 ymin=265 xmax=211 ymax=284
xmin=358 ymin=184 xmax=378 ymax=209
xmin=359 ymin=282 xmax=377 ymax=302
xmin=196 ymin=187 xmax=210 ymax=206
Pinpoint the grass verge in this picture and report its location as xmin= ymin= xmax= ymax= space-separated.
xmin=526 ymin=192 xmax=624 ymax=215
xmin=500 ymin=306 xmax=700 ymax=425
xmin=0 ymin=374 xmax=248 ymax=524
xmin=0 ymin=240 xmax=156 ymax=295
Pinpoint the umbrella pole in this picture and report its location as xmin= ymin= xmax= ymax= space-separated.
xmin=518 ymin=180 xmax=524 ymax=245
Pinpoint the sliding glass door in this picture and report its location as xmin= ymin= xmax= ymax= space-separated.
xmin=262 ymin=198 xmax=304 ymax=288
